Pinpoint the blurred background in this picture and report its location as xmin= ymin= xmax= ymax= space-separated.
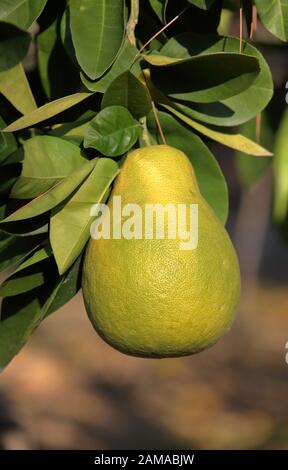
xmin=0 ymin=6 xmax=288 ymax=450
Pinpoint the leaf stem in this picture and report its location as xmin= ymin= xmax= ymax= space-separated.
xmin=239 ymin=0 xmax=243 ymax=53
xmin=249 ymin=5 xmax=258 ymax=40
xmin=127 ymin=0 xmax=139 ymax=46
xmin=137 ymin=5 xmax=190 ymax=57
xmin=151 ymin=101 xmax=166 ymax=145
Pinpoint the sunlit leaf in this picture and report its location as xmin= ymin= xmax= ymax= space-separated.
xmin=274 ymin=109 xmax=288 ymax=222
xmin=1 ymin=159 xmax=97 ymax=222
xmin=50 ymin=158 xmax=119 ymax=274
xmin=0 ymin=0 xmax=47 ymax=29
xmin=255 ymin=0 xmax=288 ymax=41
xmin=11 ymin=136 xmax=88 ymax=199
xmin=0 ymin=63 xmax=36 ymax=114
xmin=4 ymin=92 xmax=92 ymax=132
xmin=163 ymin=104 xmax=273 ymax=156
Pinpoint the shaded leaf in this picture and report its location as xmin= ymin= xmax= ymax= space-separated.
xmin=84 ymin=106 xmax=141 ymax=157
xmin=158 ymin=33 xmax=273 ymax=126
xmin=70 ymin=0 xmax=125 ymax=79
xmin=102 ymin=71 xmax=152 ymax=118
xmin=0 ymin=117 xmax=17 ymax=164
xmin=187 ymin=0 xmax=215 ymax=8
xmin=37 ymin=18 xmax=80 ymax=101
xmin=0 ymin=255 xmax=81 ymax=368
xmin=146 ymin=110 xmax=228 ymax=224
xmin=4 ymin=92 xmax=92 ymax=132
xmin=50 ymin=158 xmax=119 ymax=274
xmin=11 ymin=136 xmax=88 ymax=199
xmin=81 ymin=39 xmax=139 ymax=93
xmin=0 ymin=22 xmax=30 ymax=72
xmin=0 ymin=232 xmax=44 ymax=273
xmin=1 ymin=158 xmax=97 ymax=222
xmin=163 ymin=104 xmax=273 ymax=156
xmin=0 ymin=291 xmax=44 ymax=368
xmin=146 ymin=51 xmax=259 ymax=103
xmin=0 ymin=163 xmax=21 ymax=197
xmin=0 ymin=245 xmax=52 ymax=297
xmin=148 ymin=0 xmax=165 ymax=21
xmin=44 ymin=255 xmax=82 ymax=317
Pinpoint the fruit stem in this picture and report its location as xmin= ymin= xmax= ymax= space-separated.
xmin=127 ymin=0 xmax=139 ymax=46
xmin=140 ymin=117 xmax=152 ymax=146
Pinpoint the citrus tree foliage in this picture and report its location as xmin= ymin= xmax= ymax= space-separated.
xmin=0 ymin=0 xmax=286 ymax=368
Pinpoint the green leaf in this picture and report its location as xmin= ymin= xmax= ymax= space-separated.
xmin=70 ymin=0 xmax=125 ymax=80
xmin=11 ymin=136 xmax=88 ymax=199
xmin=50 ymin=158 xmax=119 ymax=274
xmin=0 ymin=246 xmax=52 ymax=297
xmin=81 ymin=39 xmax=139 ymax=92
xmin=0 ymin=22 xmax=30 ymax=72
xmin=0 ymin=255 xmax=81 ymax=368
xmin=235 ymin=114 xmax=273 ymax=188
xmin=0 ymin=291 xmax=44 ymax=368
xmin=187 ymin=0 xmax=215 ymax=9
xmin=101 ymin=71 xmax=152 ymax=119
xmin=43 ymin=255 xmax=82 ymax=317
xmin=1 ymin=158 xmax=97 ymax=222
xmin=0 ymin=0 xmax=47 ymax=29
xmin=163 ymin=104 xmax=273 ymax=156
xmin=0 ymin=62 xmax=36 ymax=114
xmin=158 ymin=33 xmax=273 ymax=127
xmin=3 ymin=92 xmax=92 ymax=132
xmin=0 ymin=231 xmax=43 ymax=273
xmin=0 ymin=117 xmax=17 ymax=164
xmin=255 ymin=0 xmax=288 ymax=41
xmin=146 ymin=111 xmax=228 ymax=224
xmin=274 ymin=109 xmax=288 ymax=222
xmin=146 ymin=51 xmax=259 ymax=103
xmin=84 ymin=106 xmax=141 ymax=157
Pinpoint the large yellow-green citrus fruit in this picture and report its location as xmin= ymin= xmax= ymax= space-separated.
xmin=82 ymin=145 xmax=241 ymax=357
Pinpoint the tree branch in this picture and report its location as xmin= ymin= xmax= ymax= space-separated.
xmin=127 ymin=0 xmax=139 ymax=46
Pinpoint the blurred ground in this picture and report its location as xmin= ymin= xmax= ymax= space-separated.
xmin=0 ymin=276 xmax=288 ymax=450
